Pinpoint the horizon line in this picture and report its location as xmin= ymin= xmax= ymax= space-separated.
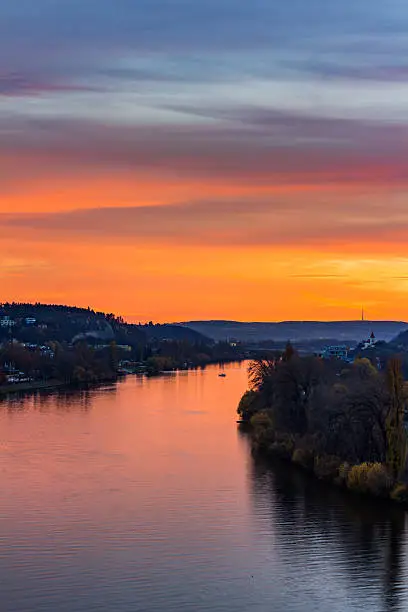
xmin=2 ymin=301 xmax=407 ymax=325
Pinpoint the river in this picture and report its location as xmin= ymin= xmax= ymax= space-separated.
xmin=0 ymin=362 xmax=407 ymax=612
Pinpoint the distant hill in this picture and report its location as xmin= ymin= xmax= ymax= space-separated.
xmin=3 ymin=303 xmax=405 ymax=348
xmin=180 ymin=320 xmax=408 ymax=344
xmin=0 ymin=302 xmax=147 ymax=346
xmin=0 ymin=302 xmax=210 ymax=347
xmin=390 ymin=329 xmax=408 ymax=348
xmin=0 ymin=302 xmax=116 ymax=344
xmin=136 ymin=323 xmax=210 ymax=344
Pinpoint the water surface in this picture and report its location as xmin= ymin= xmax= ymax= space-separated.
xmin=0 ymin=363 xmax=407 ymax=611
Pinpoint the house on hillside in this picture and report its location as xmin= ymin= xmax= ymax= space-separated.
xmin=0 ymin=315 xmax=16 ymax=329
xmin=0 ymin=316 xmax=16 ymax=328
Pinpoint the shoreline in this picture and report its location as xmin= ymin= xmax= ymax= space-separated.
xmin=145 ymin=357 xmax=244 ymax=377
xmin=0 ymin=379 xmax=67 ymax=397
xmin=238 ymin=353 xmax=408 ymax=511
xmin=252 ymin=451 xmax=408 ymax=516
xmin=0 ymin=361 xmax=243 ymax=397
xmin=240 ymin=422 xmax=408 ymax=510
xmin=0 ymin=377 xmax=117 ymax=398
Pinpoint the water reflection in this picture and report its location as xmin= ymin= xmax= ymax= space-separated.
xmin=249 ymin=457 xmax=408 ymax=611
xmin=1 ymin=364 xmax=408 ymax=612
xmin=0 ymin=383 xmax=118 ymax=413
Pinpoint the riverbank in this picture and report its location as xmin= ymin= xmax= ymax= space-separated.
xmin=243 ymin=417 xmax=408 ymax=508
xmin=0 ymin=359 xmax=242 ymax=397
xmin=145 ymin=357 xmax=244 ymax=376
xmin=0 ymin=376 xmax=119 ymax=398
xmin=0 ymin=379 xmax=67 ymax=396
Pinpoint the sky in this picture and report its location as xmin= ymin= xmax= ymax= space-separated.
xmin=2 ymin=0 xmax=408 ymax=322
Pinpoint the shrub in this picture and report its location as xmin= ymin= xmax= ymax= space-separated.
xmin=250 ymin=411 xmax=274 ymax=453
xmin=337 ymin=462 xmax=351 ymax=486
xmin=145 ymin=357 xmax=161 ymax=377
xmin=268 ymin=433 xmax=295 ymax=459
xmin=269 ymin=440 xmax=292 ymax=459
xmin=292 ymin=447 xmax=314 ymax=470
xmin=250 ymin=411 xmax=273 ymax=429
xmin=347 ymin=463 xmax=368 ymax=492
xmin=238 ymin=390 xmax=261 ymax=422
xmin=390 ymin=483 xmax=408 ymax=504
xmin=347 ymin=463 xmax=392 ymax=497
xmin=333 ymin=383 xmax=348 ymax=395
xmin=367 ymin=463 xmax=393 ymax=496
xmin=314 ymin=455 xmax=342 ymax=481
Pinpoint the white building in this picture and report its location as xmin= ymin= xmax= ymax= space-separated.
xmin=0 ymin=316 xmax=16 ymax=328
xmin=361 ymin=332 xmax=377 ymax=350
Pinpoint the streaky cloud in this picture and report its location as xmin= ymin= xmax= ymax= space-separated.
xmin=2 ymin=193 xmax=408 ymax=247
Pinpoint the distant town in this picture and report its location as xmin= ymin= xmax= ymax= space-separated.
xmin=0 ymin=302 xmax=244 ymax=392
xmin=1 ymin=302 xmax=408 ymax=392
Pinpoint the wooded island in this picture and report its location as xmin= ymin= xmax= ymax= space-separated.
xmin=238 ymin=345 xmax=408 ymax=504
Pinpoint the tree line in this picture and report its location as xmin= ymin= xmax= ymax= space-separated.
xmin=238 ymin=345 xmax=408 ymax=502
xmin=0 ymin=341 xmax=119 ymax=385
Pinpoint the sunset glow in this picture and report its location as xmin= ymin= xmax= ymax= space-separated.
xmin=2 ymin=1 xmax=408 ymax=321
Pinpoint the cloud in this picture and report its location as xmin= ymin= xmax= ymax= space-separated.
xmin=2 ymin=0 xmax=408 ymax=105
xmin=2 ymin=192 xmax=408 ymax=247
xmin=294 ymin=61 xmax=408 ymax=83
xmin=0 ymin=256 xmax=51 ymax=277
xmin=1 ymin=110 xmax=408 ymax=194
xmin=2 ymin=1 xmax=408 ymax=241
xmin=0 ymin=71 xmax=98 ymax=97
xmin=1 ymin=1 xmax=408 ymax=194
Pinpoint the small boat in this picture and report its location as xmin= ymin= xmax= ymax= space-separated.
xmin=218 ymin=373 xmax=226 ymax=377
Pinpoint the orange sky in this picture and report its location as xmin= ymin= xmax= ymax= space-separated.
xmin=3 ymin=1 xmax=408 ymax=322
xmin=2 ymin=168 xmax=408 ymax=322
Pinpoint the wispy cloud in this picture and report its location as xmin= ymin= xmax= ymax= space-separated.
xmin=1 ymin=1 xmax=408 ymax=192
xmin=2 ymin=192 xmax=408 ymax=247
xmin=0 ymin=71 xmax=97 ymax=97
xmin=2 ymin=113 xmax=408 ymax=190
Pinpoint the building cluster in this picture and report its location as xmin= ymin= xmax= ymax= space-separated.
xmin=320 ymin=331 xmax=378 ymax=363
xmin=0 ymin=315 xmax=48 ymax=330
xmin=0 ymin=341 xmax=56 ymax=385
xmin=320 ymin=345 xmax=349 ymax=361
xmin=0 ymin=338 xmax=55 ymax=356
xmin=23 ymin=343 xmax=55 ymax=358
xmin=1 ymin=365 xmax=32 ymax=384
xmin=0 ymin=316 xmax=16 ymax=328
